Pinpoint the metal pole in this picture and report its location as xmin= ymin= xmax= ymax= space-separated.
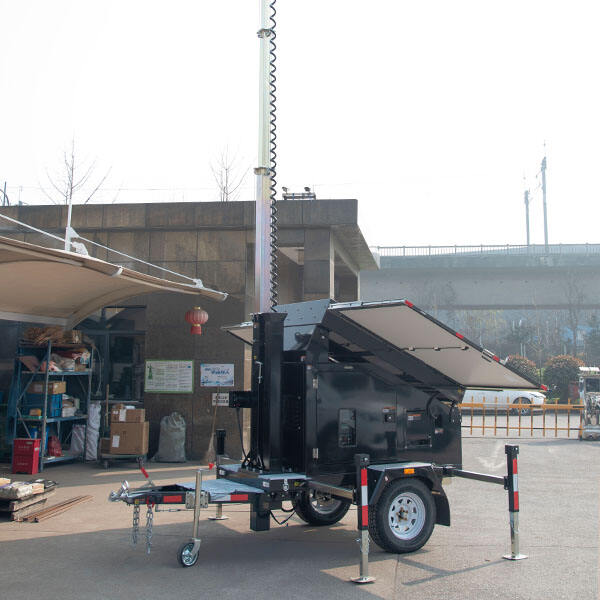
xmin=351 ymin=453 xmax=375 ymax=584
xmin=541 ymin=156 xmax=548 ymax=253
xmin=209 ymin=429 xmax=228 ymax=520
xmin=524 ymin=189 xmax=530 ymax=246
xmin=192 ymin=468 xmax=203 ymax=540
xmin=254 ymin=0 xmax=274 ymax=314
xmin=503 ymin=444 xmax=527 ymax=560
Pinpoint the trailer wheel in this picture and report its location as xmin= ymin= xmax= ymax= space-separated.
xmin=293 ymin=490 xmax=350 ymax=526
xmin=177 ymin=541 xmax=199 ymax=567
xmin=369 ymin=478 xmax=435 ymax=554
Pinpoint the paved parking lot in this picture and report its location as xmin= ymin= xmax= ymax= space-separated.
xmin=1 ymin=436 xmax=598 ymax=599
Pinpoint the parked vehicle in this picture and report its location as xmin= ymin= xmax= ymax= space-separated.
xmin=462 ymin=388 xmax=546 ymax=414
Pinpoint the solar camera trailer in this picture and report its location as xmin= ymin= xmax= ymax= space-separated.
xmin=110 ymin=298 xmax=534 ymax=580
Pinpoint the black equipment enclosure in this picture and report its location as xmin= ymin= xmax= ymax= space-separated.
xmin=224 ymin=299 xmax=537 ymax=492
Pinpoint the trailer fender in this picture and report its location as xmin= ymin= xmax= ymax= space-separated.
xmin=368 ymin=465 xmax=450 ymax=527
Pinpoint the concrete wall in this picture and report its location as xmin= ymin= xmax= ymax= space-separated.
xmin=0 ymin=200 xmax=376 ymax=461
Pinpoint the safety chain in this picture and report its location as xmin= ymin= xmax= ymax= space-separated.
xmin=145 ymin=503 xmax=154 ymax=554
xmin=131 ymin=504 xmax=140 ymax=546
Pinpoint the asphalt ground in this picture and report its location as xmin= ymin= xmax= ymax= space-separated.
xmin=0 ymin=436 xmax=597 ymax=600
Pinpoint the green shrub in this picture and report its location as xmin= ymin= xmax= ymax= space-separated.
xmin=505 ymin=355 xmax=539 ymax=384
xmin=543 ymin=355 xmax=584 ymax=403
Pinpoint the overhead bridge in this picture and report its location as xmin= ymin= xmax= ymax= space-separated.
xmin=361 ymin=244 xmax=600 ymax=311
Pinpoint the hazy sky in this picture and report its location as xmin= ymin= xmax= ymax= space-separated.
xmin=1 ymin=1 xmax=599 ymax=247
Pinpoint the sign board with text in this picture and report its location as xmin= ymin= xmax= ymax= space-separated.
xmin=201 ymin=363 xmax=234 ymax=387
xmin=145 ymin=360 xmax=194 ymax=393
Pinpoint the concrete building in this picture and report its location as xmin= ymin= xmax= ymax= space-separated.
xmin=0 ymin=200 xmax=376 ymax=460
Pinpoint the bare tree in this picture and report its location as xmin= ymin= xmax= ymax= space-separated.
xmin=211 ymin=148 xmax=249 ymax=202
xmin=42 ymin=138 xmax=110 ymax=206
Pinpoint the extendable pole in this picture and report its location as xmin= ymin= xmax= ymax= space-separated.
xmin=352 ymin=453 xmax=375 ymax=584
xmin=503 ymin=444 xmax=527 ymax=560
xmin=254 ymin=0 xmax=274 ymax=313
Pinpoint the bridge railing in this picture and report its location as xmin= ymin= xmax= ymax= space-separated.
xmin=371 ymin=243 xmax=600 ymax=258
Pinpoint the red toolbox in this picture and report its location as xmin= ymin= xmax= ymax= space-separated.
xmin=12 ymin=438 xmax=41 ymax=474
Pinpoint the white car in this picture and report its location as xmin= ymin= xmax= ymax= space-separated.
xmin=461 ymin=389 xmax=546 ymax=414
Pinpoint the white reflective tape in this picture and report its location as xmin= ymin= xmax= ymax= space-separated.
xmin=361 ymin=485 xmax=368 ymax=507
xmin=513 ymin=474 xmax=518 ymax=492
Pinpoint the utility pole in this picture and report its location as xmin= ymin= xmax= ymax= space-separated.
xmin=524 ymin=188 xmax=530 ymax=246
xmin=541 ymin=154 xmax=548 ymax=252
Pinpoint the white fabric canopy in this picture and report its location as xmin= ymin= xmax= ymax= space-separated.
xmin=0 ymin=235 xmax=227 ymax=328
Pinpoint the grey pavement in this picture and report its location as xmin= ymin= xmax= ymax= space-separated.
xmin=0 ymin=436 xmax=597 ymax=599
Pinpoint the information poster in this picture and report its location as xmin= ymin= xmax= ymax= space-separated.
xmin=201 ymin=363 xmax=234 ymax=387
xmin=212 ymin=393 xmax=230 ymax=406
xmin=145 ymin=360 xmax=194 ymax=393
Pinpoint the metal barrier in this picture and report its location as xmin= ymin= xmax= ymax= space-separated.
xmin=459 ymin=399 xmax=584 ymax=438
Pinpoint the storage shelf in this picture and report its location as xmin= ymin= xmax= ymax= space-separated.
xmin=42 ymin=454 xmax=82 ymax=464
xmin=21 ymin=415 xmax=88 ymax=423
xmin=21 ymin=370 xmax=91 ymax=377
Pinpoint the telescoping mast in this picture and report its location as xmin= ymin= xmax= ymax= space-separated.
xmin=109 ymin=0 xmax=538 ymax=581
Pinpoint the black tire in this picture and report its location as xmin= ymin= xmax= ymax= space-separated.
xmin=512 ymin=398 xmax=531 ymax=416
xmin=177 ymin=541 xmax=199 ymax=567
xmin=369 ymin=478 xmax=436 ymax=554
xmin=293 ymin=490 xmax=351 ymax=526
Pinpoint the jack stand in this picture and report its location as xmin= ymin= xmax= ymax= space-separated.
xmin=351 ymin=453 xmax=375 ymax=584
xmin=209 ymin=438 xmax=229 ymax=521
xmin=503 ymin=512 xmax=527 ymax=561
xmin=352 ymin=529 xmax=375 ymax=584
xmin=208 ymin=503 xmax=228 ymax=521
xmin=502 ymin=445 xmax=527 ymax=561
xmin=189 ymin=468 xmax=204 ymax=559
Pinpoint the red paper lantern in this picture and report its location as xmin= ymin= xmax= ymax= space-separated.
xmin=184 ymin=306 xmax=209 ymax=335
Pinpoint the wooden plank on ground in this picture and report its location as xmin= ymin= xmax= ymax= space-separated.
xmin=0 ymin=489 xmax=56 ymax=512
xmin=10 ymin=499 xmax=49 ymax=521
xmin=25 ymin=495 xmax=93 ymax=522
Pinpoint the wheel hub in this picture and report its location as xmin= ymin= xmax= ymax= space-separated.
xmin=388 ymin=491 xmax=426 ymax=540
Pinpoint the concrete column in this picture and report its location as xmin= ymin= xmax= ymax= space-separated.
xmin=303 ymin=229 xmax=334 ymax=301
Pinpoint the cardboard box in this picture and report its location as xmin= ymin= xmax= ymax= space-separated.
xmin=110 ymin=422 xmax=149 ymax=455
xmin=27 ymin=381 xmax=66 ymax=395
xmin=0 ymin=478 xmax=10 ymax=487
xmin=111 ymin=407 xmax=145 ymax=423
xmin=62 ymin=330 xmax=83 ymax=344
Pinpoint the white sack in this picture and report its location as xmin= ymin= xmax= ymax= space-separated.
xmin=152 ymin=411 xmax=186 ymax=462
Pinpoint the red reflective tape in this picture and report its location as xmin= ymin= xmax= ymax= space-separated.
xmin=404 ymin=300 xmax=414 ymax=308
xmin=230 ymin=494 xmax=249 ymax=502
xmin=455 ymin=332 xmax=464 ymax=340
xmin=360 ymin=469 xmax=368 ymax=487
xmin=163 ymin=495 xmax=183 ymax=503
xmin=361 ymin=505 xmax=369 ymax=526
xmin=512 ymin=458 xmax=518 ymax=475
xmin=513 ymin=491 xmax=519 ymax=511
xmin=492 ymin=355 xmax=500 ymax=362
xmin=140 ymin=466 xmax=149 ymax=479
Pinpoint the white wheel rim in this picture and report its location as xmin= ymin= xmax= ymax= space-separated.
xmin=388 ymin=491 xmax=426 ymax=540
xmin=310 ymin=490 xmax=342 ymax=515
xmin=181 ymin=545 xmax=196 ymax=565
